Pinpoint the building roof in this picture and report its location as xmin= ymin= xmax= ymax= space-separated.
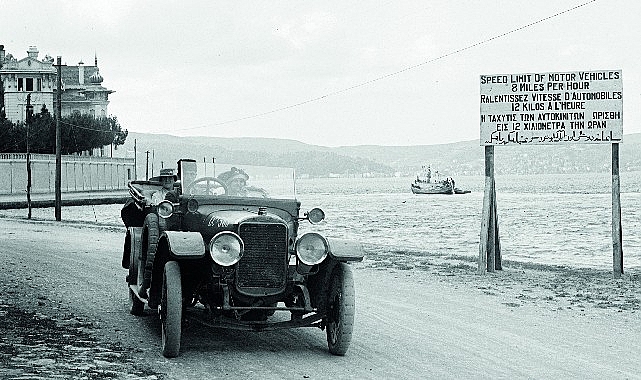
xmin=60 ymin=64 xmax=113 ymax=94
xmin=61 ymin=65 xmax=97 ymax=86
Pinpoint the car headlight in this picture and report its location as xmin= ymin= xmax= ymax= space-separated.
xmin=209 ymin=231 xmax=243 ymax=266
xmin=306 ymin=208 xmax=325 ymax=224
xmin=295 ymin=232 xmax=328 ymax=265
xmin=157 ymin=200 xmax=174 ymax=219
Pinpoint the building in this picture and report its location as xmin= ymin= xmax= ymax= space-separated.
xmin=0 ymin=45 xmax=113 ymax=123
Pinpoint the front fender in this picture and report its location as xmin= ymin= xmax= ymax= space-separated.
xmin=161 ymin=231 xmax=206 ymax=259
xmin=327 ymin=238 xmax=364 ymax=262
xmin=122 ymin=227 xmax=143 ymax=269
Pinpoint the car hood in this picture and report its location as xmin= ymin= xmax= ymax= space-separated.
xmin=202 ymin=209 xmax=285 ymax=231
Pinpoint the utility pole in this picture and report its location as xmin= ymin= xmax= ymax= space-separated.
xmin=145 ymin=150 xmax=150 ymax=180
xmin=133 ymin=139 xmax=137 ymax=180
xmin=0 ymin=45 xmax=5 ymax=119
xmin=26 ymin=94 xmax=33 ymax=219
xmin=54 ymin=57 xmax=64 ymax=221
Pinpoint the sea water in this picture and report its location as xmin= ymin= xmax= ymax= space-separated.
xmin=3 ymin=172 xmax=640 ymax=270
xmin=296 ymin=173 xmax=641 ymax=271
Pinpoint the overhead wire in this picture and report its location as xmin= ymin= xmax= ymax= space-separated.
xmin=167 ymin=0 xmax=597 ymax=133
xmin=0 ymin=0 xmax=598 ymax=144
xmin=0 ymin=136 xmax=28 ymax=153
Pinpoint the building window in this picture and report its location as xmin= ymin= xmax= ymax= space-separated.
xmin=16 ymin=78 xmax=35 ymax=91
xmin=37 ymin=78 xmax=42 ymax=91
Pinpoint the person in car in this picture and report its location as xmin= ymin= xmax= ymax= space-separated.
xmin=151 ymin=168 xmax=177 ymax=204
xmin=217 ymin=167 xmax=250 ymax=196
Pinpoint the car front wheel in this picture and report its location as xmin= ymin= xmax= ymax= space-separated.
xmin=325 ymin=262 xmax=355 ymax=356
xmin=160 ymin=261 xmax=182 ymax=358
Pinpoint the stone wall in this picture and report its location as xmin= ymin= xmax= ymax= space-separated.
xmin=0 ymin=153 xmax=134 ymax=194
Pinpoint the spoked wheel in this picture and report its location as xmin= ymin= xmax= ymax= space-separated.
xmin=325 ymin=262 xmax=355 ymax=356
xmin=160 ymin=261 xmax=182 ymax=358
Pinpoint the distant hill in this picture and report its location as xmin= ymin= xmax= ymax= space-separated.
xmin=113 ymin=132 xmax=641 ymax=178
xmin=113 ymin=133 xmax=393 ymax=178
xmin=335 ymin=133 xmax=641 ymax=175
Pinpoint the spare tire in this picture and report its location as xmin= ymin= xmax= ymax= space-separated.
xmin=142 ymin=213 xmax=163 ymax=289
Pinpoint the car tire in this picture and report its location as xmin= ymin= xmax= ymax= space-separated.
xmin=128 ymin=235 xmax=145 ymax=316
xmin=325 ymin=262 xmax=355 ymax=356
xmin=142 ymin=214 xmax=161 ymax=288
xmin=161 ymin=261 xmax=182 ymax=358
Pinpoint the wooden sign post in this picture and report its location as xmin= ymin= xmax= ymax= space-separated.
xmin=612 ymin=143 xmax=623 ymax=277
xmin=479 ymin=70 xmax=623 ymax=277
xmin=478 ymin=146 xmax=501 ymax=273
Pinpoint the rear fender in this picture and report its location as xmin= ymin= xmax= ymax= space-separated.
xmin=327 ymin=238 xmax=364 ymax=262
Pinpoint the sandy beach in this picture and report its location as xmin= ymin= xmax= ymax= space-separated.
xmin=363 ymin=243 xmax=641 ymax=313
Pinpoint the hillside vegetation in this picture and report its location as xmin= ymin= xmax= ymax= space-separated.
xmin=113 ymin=132 xmax=641 ymax=178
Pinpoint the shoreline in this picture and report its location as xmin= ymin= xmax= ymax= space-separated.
xmin=2 ymin=214 xmax=640 ymax=299
xmin=2 ymin=213 xmax=640 ymax=275
xmin=3 ymin=190 xmax=641 ymax=272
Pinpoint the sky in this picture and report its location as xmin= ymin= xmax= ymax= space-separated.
xmin=1 ymin=0 xmax=640 ymax=147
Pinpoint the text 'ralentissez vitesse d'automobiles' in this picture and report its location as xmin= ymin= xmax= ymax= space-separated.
xmin=121 ymin=159 xmax=364 ymax=357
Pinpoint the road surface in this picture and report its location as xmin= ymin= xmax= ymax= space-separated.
xmin=0 ymin=217 xmax=639 ymax=379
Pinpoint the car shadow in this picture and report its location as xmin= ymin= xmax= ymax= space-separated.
xmin=138 ymin=305 xmax=330 ymax=356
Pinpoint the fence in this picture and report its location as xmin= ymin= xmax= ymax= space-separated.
xmin=0 ymin=153 xmax=135 ymax=194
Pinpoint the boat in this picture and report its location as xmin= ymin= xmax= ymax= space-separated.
xmin=410 ymin=165 xmax=455 ymax=195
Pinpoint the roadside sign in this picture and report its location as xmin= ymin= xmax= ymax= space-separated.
xmin=480 ymin=70 xmax=622 ymax=145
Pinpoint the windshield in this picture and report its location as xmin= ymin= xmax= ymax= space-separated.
xmin=177 ymin=160 xmax=296 ymax=199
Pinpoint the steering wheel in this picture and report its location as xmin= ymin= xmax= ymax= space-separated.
xmin=185 ymin=177 xmax=228 ymax=196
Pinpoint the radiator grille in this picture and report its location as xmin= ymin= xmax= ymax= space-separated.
xmin=236 ymin=223 xmax=288 ymax=292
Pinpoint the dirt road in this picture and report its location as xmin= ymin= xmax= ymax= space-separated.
xmin=1 ymin=217 xmax=640 ymax=379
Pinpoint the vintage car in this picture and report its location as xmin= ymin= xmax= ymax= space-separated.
xmin=120 ymin=159 xmax=364 ymax=357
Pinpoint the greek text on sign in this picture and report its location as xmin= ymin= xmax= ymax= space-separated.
xmin=479 ymin=70 xmax=622 ymax=146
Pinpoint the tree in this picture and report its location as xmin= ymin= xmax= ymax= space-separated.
xmin=0 ymin=117 xmax=24 ymax=153
xmin=112 ymin=117 xmax=128 ymax=148
xmin=0 ymin=110 xmax=128 ymax=155
xmin=29 ymin=104 xmax=55 ymax=153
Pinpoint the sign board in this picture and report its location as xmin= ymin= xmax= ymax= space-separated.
xmin=480 ymin=70 xmax=622 ymax=146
